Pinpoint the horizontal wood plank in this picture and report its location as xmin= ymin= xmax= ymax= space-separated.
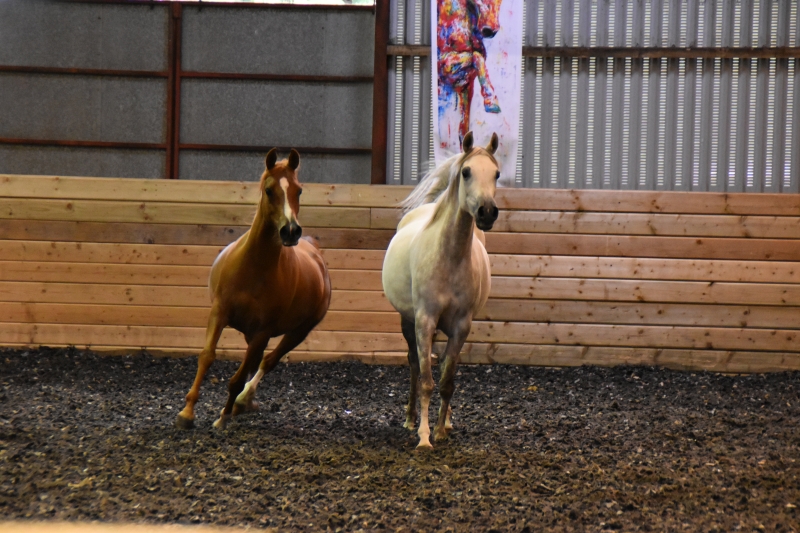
xmin=477 ymin=299 xmax=800 ymax=329
xmin=6 ymin=241 xmax=799 ymax=284
xmin=465 ymin=321 xmax=800 ymax=352
xmin=485 ymin=233 xmax=800 ymax=260
xmin=2 ymin=341 xmax=796 ymax=373
xmin=4 ymin=275 xmax=800 ymax=308
xmin=494 ymin=188 xmax=800 ymax=215
xmin=489 ymin=254 xmax=800 ymax=283
xmin=8 ymin=175 xmax=800 ymax=215
xmin=0 ymin=302 xmax=399 ymax=332
xmin=2 ymin=321 xmax=798 ymax=354
xmin=0 ymin=241 xmax=386 ymax=269
xmin=0 ymin=198 xmax=371 ymax=228
xmin=0 ymin=282 xmax=394 ymax=311
xmin=0 ymin=175 xmax=411 ymax=207
xmin=490 ymin=277 xmax=800 ymax=306
xmin=0 ymin=220 xmax=394 ymax=249
xmin=450 ymin=344 xmax=800 ymax=372
xmin=0 ymin=262 xmax=383 ymax=290
xmin=371 ymin=207 xmax=800 ymax=238
xmin=0 ymin=323 xmax=406 ymax=352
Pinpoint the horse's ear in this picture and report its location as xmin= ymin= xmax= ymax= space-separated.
xmin=265 ymin=148 xmax=278 ymax=171
xmin=288 ymin=149 xmax=300 ymax=171
xmin=462 ymin=131 xmax=474 ymax=153
xmin=487 ymin=132 xmax=499 ymax=154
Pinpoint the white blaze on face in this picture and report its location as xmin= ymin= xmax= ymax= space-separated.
xmin=279 ymin=178 xmax=295 ymax=224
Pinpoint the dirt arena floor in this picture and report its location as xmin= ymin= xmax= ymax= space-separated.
xmin=1 ymin=347 xmax=799 ymax=532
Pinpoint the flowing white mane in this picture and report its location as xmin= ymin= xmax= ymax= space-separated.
xmin=398 ymin=152 xmax=464 ymax=214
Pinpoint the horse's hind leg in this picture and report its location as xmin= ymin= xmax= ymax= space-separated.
xmin=177 ymin=305 xmax=226 ymax=429
xmin=213 ymin=332 xmax=269 ymax=430
xmin=400 ymin=318 xmax=419 ymax=430
xmin=234 ymin=323 xmax=315 ymax=413
xmin=434 ymin=323 xmax=469 ymax=442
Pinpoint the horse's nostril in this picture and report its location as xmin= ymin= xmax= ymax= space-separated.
xmin=491 ymin=206 xmax=499 ymax=218
xmin=477 ymin=206 xmax=485 ymax=218
xmin=482 ymin=27 xmax=497 ymax=38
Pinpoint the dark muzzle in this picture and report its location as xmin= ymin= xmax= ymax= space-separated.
xmin=475 ymin=200 xmax=499 ymax=231
xmin=279 ymin=222 xmax=303 ymax=246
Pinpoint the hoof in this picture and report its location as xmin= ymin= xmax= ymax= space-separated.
xmin=175 ymin=414 xmax=194 ymax=430
xmin=212 ymin=409 xmax=231 ymax=430
xmin=433 ymin=429 xmax=449 ymax=442
xmin=416 ymin=441 xmax=434 ymax=451
xmin=233 ymin=399 xmax=258 ymax=417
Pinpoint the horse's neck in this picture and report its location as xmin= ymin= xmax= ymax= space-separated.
xmin=243 ymin=207 xmax=283 ymax=264
xmin=433 ymin=193 xmax=474 ymax=263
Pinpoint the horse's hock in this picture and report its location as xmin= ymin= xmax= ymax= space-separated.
xmin=2 ymin=173 xmax=800 ymax=373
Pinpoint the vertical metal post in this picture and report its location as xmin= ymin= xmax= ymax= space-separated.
xmin=556 ymin=0 xmax=574 ymax=189
xmin=371 ymin=0 xmax=390 ymax=184
xmin=574 ymin=0 xmax=591 ymax=189
xmin=166 ymin=4 xmax=182 ymax=179
xmin=608 ymin=0 xmax=626 ymax=189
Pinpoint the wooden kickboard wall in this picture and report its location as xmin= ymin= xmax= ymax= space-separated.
xmin=2 ymin=173 xmax=800 ymax=373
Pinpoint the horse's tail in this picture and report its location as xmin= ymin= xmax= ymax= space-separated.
xmin=399 ymin=153 xmax=460 ymax=213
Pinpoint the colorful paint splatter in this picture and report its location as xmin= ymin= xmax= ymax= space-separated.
xmin=432 ymin=0 xmax=523 ymax=185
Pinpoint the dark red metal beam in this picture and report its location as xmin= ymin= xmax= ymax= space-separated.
xmin=389 ymin=44 xmax=800 ymax=59
xmin=0 ymin=138 xmax=167 ymax=150
xmin=370 ymin=0 xmax=390 ymax=185
xmin=60 ymin=0 xmax=374 ymax=10
xmin=181 ymin=71 xmax=373 ymax=83
xmin=180 ymin=143 xmax=371 ymax=155
xmin=0 ymin=65 xmax=167 ymax=78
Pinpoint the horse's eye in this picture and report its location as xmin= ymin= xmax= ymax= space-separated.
xmin=298 ymin=188 xmax=303 ymax=196
xmin=495 ymin=171 xmax=501 ymax=181
xmin=266 ymin=188 xmax=274 ymax=198
xmin=462 ymin=167 xmax=472 ymax=179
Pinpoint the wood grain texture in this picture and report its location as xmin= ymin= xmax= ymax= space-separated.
xmin=0 ymin=198 xmax=371 ymax=228
xmin=485 ymin=233 xmax=800 ymax=260
xmin=372 ymin=207 xmax=800 ymax=238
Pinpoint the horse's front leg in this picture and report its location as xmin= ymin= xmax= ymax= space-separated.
xmin=457 ymin=80 xmax=475 ymax=146
xmin=213 ymin=332 xmax=269 ymax=430
xmin=414 ymin=313 xmax=438 ymax=450
xmin=176 ymin=305 xmax=226 ymax=429
xmin=472 ymin=51 xmax=501 ymax=113
xmin=434 ymin=320 xmax=470 ymax=442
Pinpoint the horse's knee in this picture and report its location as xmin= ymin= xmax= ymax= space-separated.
xmin=439 ymin=381 xmax=455 ymax=400
xmin=420 ymin=378 xmax=435 ymax=397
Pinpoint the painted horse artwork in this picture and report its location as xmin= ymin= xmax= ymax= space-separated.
xmin=437 ymin=0 xmax=503 ymax=146
xmin=176 ymin=149 xmax=331 ymax=430
xmin=382 ymin=131 xmax=500 ymax=449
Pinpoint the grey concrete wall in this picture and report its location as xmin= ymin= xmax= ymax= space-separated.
xmin=0 ymin=74 xmax=167 ymax=143
xmin=179 ymin=150 xmax=371 ymax=184
xmin=0 ymin=0 xmax=168 ymax=71
xmin=0 ymin=2 xmax=375 ymax=183
xmin=0 ymin=145 xmax=164 ymax=179
xmin=180 ymin=79 xmax=372 ymax=148
xmin=182 ymin=7 xmax=374 ymax=77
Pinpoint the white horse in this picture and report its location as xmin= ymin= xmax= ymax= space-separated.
xmin=382 ymin=131 xmax=500 ymax=449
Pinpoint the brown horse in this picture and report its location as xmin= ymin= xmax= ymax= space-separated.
xmin=176 ymin=148 xmax=331 ymax=430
